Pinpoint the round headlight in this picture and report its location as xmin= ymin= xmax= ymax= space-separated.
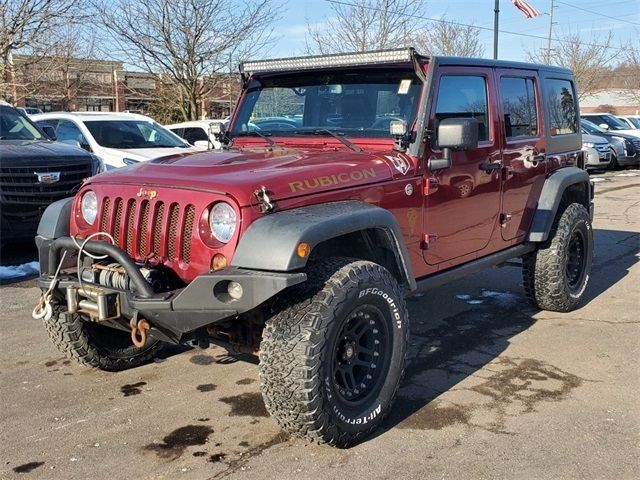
xmin=81 ymin=190 xmax=98 ymax=225
xmin=209 ymin=202 xmax=237 ymax=243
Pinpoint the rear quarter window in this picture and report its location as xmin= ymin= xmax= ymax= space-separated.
xmin=545 ymin=79 xmax=578 ymax=136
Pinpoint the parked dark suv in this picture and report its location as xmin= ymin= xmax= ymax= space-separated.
xmin=0 ymin=102 xmax=102 ymax=244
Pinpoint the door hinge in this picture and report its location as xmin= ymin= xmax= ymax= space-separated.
xmin=421 ymin=233 xmax=437 ymax=250
xmin=423 ymin=177 xmax=439 ymax=196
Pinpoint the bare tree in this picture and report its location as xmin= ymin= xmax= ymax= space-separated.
xmin=306 ymin=0 xmax=428 ymax=54
xmin=0 ymin=0 xmax=86 ymax=102
xmin=413 ymin=17 xmax=484 ymax=57
xmin=95 ymin=0 xmax=280 ymax=121
xmin=618 ymin=38 xmax=640 ymax=104
xmin=527 ymin=30 xmax=617 ymax=100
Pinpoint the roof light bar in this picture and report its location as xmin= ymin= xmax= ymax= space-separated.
xmin=240 ymin=48 xmax=416 ymax=74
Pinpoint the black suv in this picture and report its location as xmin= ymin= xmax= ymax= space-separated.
xmin=0 ymin=102 xmax=102 ymax=244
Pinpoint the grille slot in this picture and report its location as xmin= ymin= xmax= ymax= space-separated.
xmin=167 ymin=203 xmax=180 ymax=260
xmin=100 ymin=197 xmax=111 ymax=233
xmin=113 ymin=198 xmax=123 ymax=245
xmin=152 ymin=202 xmax=165 ymax=256
xmin=139 ymin=201 xmax=150 ymax=257
xmin=125 ymin=199 xmax=136 ymax=256
xmin=182 ymin=205 xmax=196 ymax=264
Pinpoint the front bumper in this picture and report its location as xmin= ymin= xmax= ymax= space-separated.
xmin=583 ymin=146 xmax=610 ymax=168
xmin=37 ymin=236 xmax=306 ymax=343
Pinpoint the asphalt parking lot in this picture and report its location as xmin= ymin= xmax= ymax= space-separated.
xmin=1 ymin=169 xmax=638 ymax=480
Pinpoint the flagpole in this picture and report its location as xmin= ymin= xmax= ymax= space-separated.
xmin=493 ymin=0 xmax=500 ymax=59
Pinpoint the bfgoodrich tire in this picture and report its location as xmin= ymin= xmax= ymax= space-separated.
xmin=523 ymin=202 xmax=593 ymax=312
xmin=259 ymin=258 xmax=408 ymax=447
xmin=43 ymin=303 xmax=161 ymax=371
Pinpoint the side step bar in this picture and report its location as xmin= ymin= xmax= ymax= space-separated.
xmin=412 ymin=244 xmax=535 ymax=293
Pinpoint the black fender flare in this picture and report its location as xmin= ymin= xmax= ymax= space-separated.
xmin=37 ymin=197 xmax=73 ymax=239
xmin=528 ymin=167 xmax=592 ymax=242
xmin=231 ymin=200 xmax=416 ymax=290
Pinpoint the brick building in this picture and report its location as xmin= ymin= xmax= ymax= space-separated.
xmin=11 ymin=55 xmax=239 ymax=120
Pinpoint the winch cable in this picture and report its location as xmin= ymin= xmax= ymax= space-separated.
xmin=32 ymin=231 xmax=116 ymax=322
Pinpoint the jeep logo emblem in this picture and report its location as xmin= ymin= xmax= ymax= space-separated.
xmin=34 ymin=171 xmax=60 ymax=184
xmin=136 ymin=187 xmax=157 ymax=200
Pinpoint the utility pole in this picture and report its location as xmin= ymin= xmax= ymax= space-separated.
xmin=546 ymin=0 xmax=555 ymax=64
xmin=493 ymin=0 xmax=500 ymax=60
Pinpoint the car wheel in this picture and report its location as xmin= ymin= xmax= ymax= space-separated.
xmin=259 ymin=257 xmax=408 ymax=447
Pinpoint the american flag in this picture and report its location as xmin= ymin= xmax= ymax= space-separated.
xmin=512 ymin=0 xmax=541 ymax=18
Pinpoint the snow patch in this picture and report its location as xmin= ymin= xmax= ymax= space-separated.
xmin=616 ymin=172 xmax=639 ymax=177
xmin=590 ymin=177 xmax=606 ymax=183
xmin=0 ymin=261 xmax=39 ymax=280
xmin=481 ymin=290 xmax=520 ymax=306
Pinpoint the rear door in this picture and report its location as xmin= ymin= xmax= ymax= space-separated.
xmin=496 ymin=69 xmax=547 ymax=241
xmin=423 ymin=67 xmax=502 ymax=266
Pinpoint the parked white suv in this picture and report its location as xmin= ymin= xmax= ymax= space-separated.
xmin=32 ymin=112 xmax=200 ymax=169
xmin=581 ymin=113 xmax=640 ymax=138
xmin=164 ymin=119 xmax=226 ymax=150
xmin=616 ymin=115 xmax=640 ymax=129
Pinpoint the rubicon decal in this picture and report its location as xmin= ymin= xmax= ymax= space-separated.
xmin=289 ymin=168 xmax=376 ymax=192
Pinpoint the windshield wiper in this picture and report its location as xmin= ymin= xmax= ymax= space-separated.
xmin=295 ymin=129 xmax=362 ymax=152
xmin=235 ymin=130 xmax=281 ymax=148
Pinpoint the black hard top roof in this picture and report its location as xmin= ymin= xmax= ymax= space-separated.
xmin=433 ymin=56 xmax=573 ymax=76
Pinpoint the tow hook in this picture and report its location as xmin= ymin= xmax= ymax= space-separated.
xmin=130 ymin=319 xmax=150 ymax=348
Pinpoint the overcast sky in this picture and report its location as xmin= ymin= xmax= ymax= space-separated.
xmin=265 ymin=0 xmax=639 ymax=62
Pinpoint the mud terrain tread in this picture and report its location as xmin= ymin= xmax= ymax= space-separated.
xmin=522 ymin=203 xmax=592 ymax=312
xmin=42 ymin=304 xmax=160 ymax=371
xmin=259 ymin=257 xmax=408 ymax=447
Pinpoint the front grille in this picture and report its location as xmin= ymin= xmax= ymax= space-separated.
xmin=595 ymin=143 xmax=609 ymax=154
xmin=630 ymin=138 xmax=640 ymax=153
xmin=0 ymin=161 xmax=92 ymax=204
xmin=98 ymin=196 xmax=195 ymax=263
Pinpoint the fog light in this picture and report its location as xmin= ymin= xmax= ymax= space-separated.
xmin=211 ymin=254 xmax=227 ymax=271
xmin=227 ymin=281 xmax=243 ymax=300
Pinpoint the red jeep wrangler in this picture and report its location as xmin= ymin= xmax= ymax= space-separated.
xmin=34 ymin=49 xmax=593 ymax=447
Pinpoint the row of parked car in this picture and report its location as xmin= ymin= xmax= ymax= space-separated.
xmin=580 ymin=113 xmax=640 ymax=170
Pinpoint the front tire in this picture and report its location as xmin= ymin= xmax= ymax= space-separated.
xmin=259 ymin=258 xmax=408 ymax=447
xmin=43 ymin=303 xmax=161 ymax=371
xmin=522 ymin=202 xmax=593 ymax=312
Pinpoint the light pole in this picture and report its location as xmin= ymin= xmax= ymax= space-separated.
xmin=493 ymin=0 xmax=500 ymax=60
xmin=546 ymin=0 xmax=556 ymax=64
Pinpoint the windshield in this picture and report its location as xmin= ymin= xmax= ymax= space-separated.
xmin=626 ymin=117 xmax=640 ymax=128
xmin=581 ymin=119 xmax=605 ymax=134
xmin=85 ymin=120 xmax=189 ymax=149
xmin=595 ymin=114 xmax=629 ymax=131
xmin=229 ymin=69 xmax=422 ymax=139
xmin=0 ymin=106 xmax=45 ymax=140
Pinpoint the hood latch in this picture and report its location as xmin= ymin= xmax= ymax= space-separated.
xmin=254 ymin=186 xmax=275 ymax=214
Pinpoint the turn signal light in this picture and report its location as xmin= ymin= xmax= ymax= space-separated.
xmin=211 ymin=254 xmax=228 ymax=271
xmin=297 ymin=242 xmax=310 ymax=258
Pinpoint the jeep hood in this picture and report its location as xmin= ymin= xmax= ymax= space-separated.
xmin=86 ymin=148 xmax=405 ymax=206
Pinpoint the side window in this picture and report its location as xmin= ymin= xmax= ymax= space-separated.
xmin=56 ymin=120 xmax=90 ymax=150
xmin=545 ymin=79 xmax=577 ymax=136
xmin=169 ymin=128 xmax=184 ymax=138
xmin=435 ymin=75 xmax=489 ymax=141
xmin=500 ymin=77 xmax=538 ymax=138
xmin=183 ymin=127 xmax=209 ymax=143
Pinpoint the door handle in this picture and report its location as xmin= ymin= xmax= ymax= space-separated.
xmin=479 ymin=161 xmax=502 ymax=172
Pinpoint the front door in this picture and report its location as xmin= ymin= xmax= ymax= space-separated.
xmin=423 ymin=68 xmax=502 ymax=266
xmin=496 ymin=70 xmax=547 ymax=241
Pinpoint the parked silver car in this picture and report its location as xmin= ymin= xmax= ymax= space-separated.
xmin=582 ymin=133 xmax=611 ymax=170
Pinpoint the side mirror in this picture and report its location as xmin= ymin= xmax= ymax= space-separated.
xmin=429 ymin=117 xmax=479 ymax=171
xmin=41 ymin=125 xmax=57 ymax=141
xmin=193 ymin=140 xmax=209 ymax=149
xmin=599 ymin=123 xmax=610 ymax=130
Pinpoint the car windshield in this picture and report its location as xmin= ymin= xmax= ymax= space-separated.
xmin=626 ymin=117 xmax=640 ymax=128
xmin=581 ymin=119 xmax=606 ymax=134
xmin=85 ymin=120 xmax=189 ymax=149
xmin=0 ymin=106 xmax=45 ymax=140
xmin=594 ymin=114 xmax=629 ymax=131
xmin=229 ymin=69 xmax=422 ymax=139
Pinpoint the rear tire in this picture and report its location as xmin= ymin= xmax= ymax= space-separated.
xmin=522 ymin=203 xmax=593 ymax=312
xmin=259 ymin=258 xmax=408 ymax=447
xmin=43 ymin=303 xmax=161 ymax=371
